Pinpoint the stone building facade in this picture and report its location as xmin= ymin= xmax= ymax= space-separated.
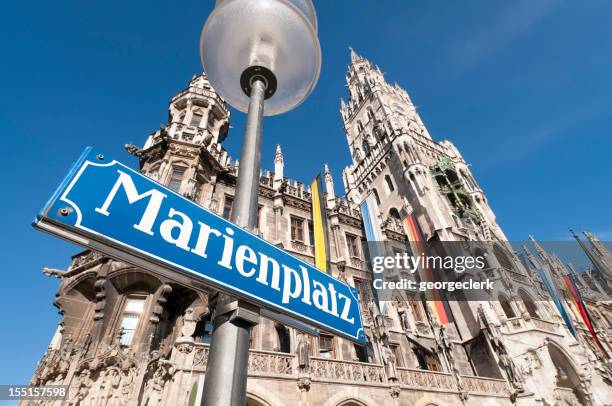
xmin=27 ymin=51 xmax=612 ymax=405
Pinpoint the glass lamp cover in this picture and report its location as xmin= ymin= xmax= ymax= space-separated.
xmin=201 ymin=0 xmax=321 ymax=116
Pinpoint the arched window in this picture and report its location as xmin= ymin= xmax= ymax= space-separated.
xmin=498 ymin=294 xmax=516 ymax=318
xmin=519 ymin=290 xmax=539 ymax=319
xmin=389 ymin=208 xmax=401 ymax=220
xmin=367 ymin=107 xmax=375 ymax=123
xmin=384 ymin=175 xmax=395 ymax=193
xmin=547 ymin=342 xmax=588 ymax=403
xmin=494 ymin=245 xmax=514 ymax=270
xmin=372 ymin=189 xmax=381 ymax=206
xmin=356 ymin=120 xmax=364 ymax=134
xmin=460 ymin=170 xmax=475 ymax=192
xmin=362 ymin=139 xmax=371 ymax=156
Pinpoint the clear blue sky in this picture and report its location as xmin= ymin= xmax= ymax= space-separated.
xmin=1 ymin=0 xmax=611 ymax=387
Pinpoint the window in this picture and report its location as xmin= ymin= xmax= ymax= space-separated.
xmin=362 ymin=139 xmax=371 ymax=156
xmin=389 ymin=208 xmax=401 ymax=220
xmin=190 ymin=112 xmax=203 ymax=127
xmin=390 ymin=344 xmax=404 ymax=367
xmin=308 ymin=222 xmax=315 ymax=246
xmin=291 ymin=216 xmax=304 ymax=242
xmin=353 ymin=278 xmax=369 ymax=300
xmin=356 ymin=120 xmax=364 ymax=133
xmin=275 ymin=325 xmax=291 ymax=353
xmin=415 ymin=349 xmax=441 ymax=371
xmin=222 ymin=196 xmax=234 ymax=220
xmin=354 ymin=343 xmax=370 ymax=363
xmin=385 ymin=175 xmax=395 ymax=193
xmin=409 ymin=300 xmax=425 ymax=322
xmin=319 ymin=334 xmax=334 ymax=358
xmin=519 ymin=290 xmax=540 ymax=319
xmin=257 ymin=206 xmax=263 ymax=228
xmin=346 ymin=233 xmax=360 ymax=258
xmin=499 ymin=294 xmax=516 ymax=319
xmin=367 ymin=107 xmax=375 ymax=123
xmin=119 ymin=297 xmax=145 ymax=346
xmin=169 ymin=167 xmax=186 ymax=192
xmin=372 ymin=189 xmax=381 ymax=206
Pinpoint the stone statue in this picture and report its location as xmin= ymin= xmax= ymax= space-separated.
xmin=478 ymin=305 xmax=524 ymax=390
xmin=142 ymin=368 xmax=166 ymax=406
xmin=382 ymin=346 xmax=397 ymax=381
xmin=498 ymin=351 xmax=523 ymax=388
xmin=397 ymin=306 xmax=410 ymax=331
xmin=119 ymin=368 xmax=135 ymax=404
xmin=180 ymin=308 xmax=197 ymax=338
xmin=297 ymin=333 xmax=310 ymax=371
xmin=73 ymin=369 xmax=92 ymax=406
xmin=374 ymin=314 xmax=388 ymax=340
xmin=99 ymin=368 xmax=121 ymax=406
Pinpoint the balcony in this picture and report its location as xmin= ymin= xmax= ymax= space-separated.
xmin=397 ymin=367 xmax=455 ymax=391
xmin=460 ymin=375 xmax=511 ymax=397
xmin=184 ymin=343 xmax=512 ymax=398
xmin=503 ymin=316 xmax=561 ymax=336
xmin=309 ymin=357 xmax=385 ymax=385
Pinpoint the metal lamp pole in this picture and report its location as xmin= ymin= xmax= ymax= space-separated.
xmin=199 ymin=1 xmax=321 ymax=404
xmin=201 ymin=76 xmax=269 ymax=406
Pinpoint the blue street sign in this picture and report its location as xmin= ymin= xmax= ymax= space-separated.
xmin=34 ymin=148 xmax=365 ymax=343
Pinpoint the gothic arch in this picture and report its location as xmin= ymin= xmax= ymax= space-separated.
xmin=322 ymin=390 xmax=375 ymax=406
xmin=337 ymin=400 xmax=368 ymax=406
xmin=498 ymin=293 xmax=517 ymax=319
xmin=384 ymin=174 xmax=395 ymax=193
xmin=246 ymin=394 xmax=272 ymax=406
xmin=372 ymin=188 xmax=381 ymax=206
xmin=413 ymin=398 xmax=443 ymax=406
xmin=245 ymin=382 xmax=284 ymax=406
xmin=493 ymin=244 xmax=514 ymax=271
xmin=518 ymin=288 xmax=540 ymax=319
xmin=362 ymin=139 xmax=371 ymax=156
xmin=389 ymin=207 xmax=401 ymax=220
xmin=108 ymin=268 xmax=163 ymax=294
xmin=546 ymin=340 xmax=590 ymax=404
xmin=62 ymin=270 xmax=97 ymax=296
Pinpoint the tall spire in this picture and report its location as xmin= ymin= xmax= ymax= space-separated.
xmin=529 ymin=235 xmax=548 ymax=263
xmin=349 ymin=46 xmax=361 ymax=63
xmin=522 ymin=245 xmax=542 ymax=270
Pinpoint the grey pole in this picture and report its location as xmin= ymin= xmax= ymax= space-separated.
xmin=201 ymin=78 xmax=266 ymax=406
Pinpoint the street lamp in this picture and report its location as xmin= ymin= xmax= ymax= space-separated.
xmin=199 ymin=1 xmax=321 ymax=405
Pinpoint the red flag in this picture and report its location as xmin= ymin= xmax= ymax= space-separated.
xmin=563 ymin=274 xmax=609 ymax=359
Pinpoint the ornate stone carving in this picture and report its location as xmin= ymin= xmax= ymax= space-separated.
xmin=141 ymin=360 xmax=175 ymax=406
xmin=180 ymin=308 xmax=197 ymax=338
xmin=297 ymin=333 xmax=310 ymax=372
xmin=297 ymin=375 xmax=311 ymax=392
xmin=73 ymin=369 xmax=92 ymax=405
